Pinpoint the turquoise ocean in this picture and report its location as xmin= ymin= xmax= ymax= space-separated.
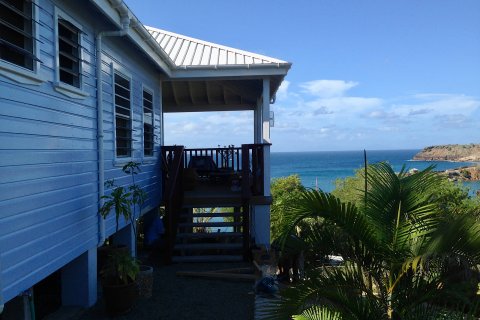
xmin=270 ymin=149 xmax=480 ymax=195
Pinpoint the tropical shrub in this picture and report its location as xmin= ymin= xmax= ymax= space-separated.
xmin=271 ymin=175 xmax=306 ymax=242
xmin=263 ymin=163 xmax=480 ymax=319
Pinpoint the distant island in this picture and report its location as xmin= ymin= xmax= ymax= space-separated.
xmin=413 ymin=144 xmax=480 ymax=182
xmin=413 ymin=144 xmax=480 ymax=162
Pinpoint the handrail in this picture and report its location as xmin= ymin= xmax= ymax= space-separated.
xmin=167 ymin=146 xmax=184 ymax=199
xmin=161 ymin=145 xmax=185 ymax=264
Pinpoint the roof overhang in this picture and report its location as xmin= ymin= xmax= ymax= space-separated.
xmin=89 ymin=0 xmax=292 ymax=112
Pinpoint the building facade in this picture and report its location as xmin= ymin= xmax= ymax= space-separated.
xmin=0 ymin=0 xmax=290 ymax=310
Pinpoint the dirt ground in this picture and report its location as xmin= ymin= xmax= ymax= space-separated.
xmin=78 ymin=261 xmax=255 ymax=320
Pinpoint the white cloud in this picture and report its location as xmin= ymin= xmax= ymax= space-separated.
xmin=271 ymin=78 xmax=480 ymax=151
xmin=275 ymin=80 xmax=290 ymax=101
xmin=164 ymin=111 xmax=254 ymax=147
xmin=299 ymin=80 xmax=358 ymax=98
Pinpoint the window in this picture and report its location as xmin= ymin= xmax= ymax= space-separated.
xmin=0 ymin=0 xmax=35 ymax=70
xmin=143 ymin=89 xmax=154 ymax=157
xmin=114 ymin=72 xmax=132 ymax=157
xmin=57 ymin=18 xmax=80 ymax=88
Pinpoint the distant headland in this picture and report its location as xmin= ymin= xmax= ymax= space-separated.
xmin=413 ymin=144 xmax=480 ymax=182
xmin=413 ymin=144 xmax=480 ymax=162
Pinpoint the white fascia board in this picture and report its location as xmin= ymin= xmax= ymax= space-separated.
xmin=90 ymin=0 xmax=173 ymax=76
xmin=171 ymin=65 xmax=291 ymax=79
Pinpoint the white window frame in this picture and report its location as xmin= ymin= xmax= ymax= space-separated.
xmin=53 ymin=7 xmax=88 ymax=99
xmin=0 ymin=0 xmax=45 ymax=85
xmin=142 ymin=84 xmax=155 ymax=160
xmin=112 ymin=65 xmax=133 ymax=162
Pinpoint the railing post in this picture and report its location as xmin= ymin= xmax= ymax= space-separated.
xmin=241 ymin=145 xmax=251 ymax=199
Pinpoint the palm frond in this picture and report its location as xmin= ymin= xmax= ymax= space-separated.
xmin=278 ymin=190 xmax=380 ymax=260
xmin=259 ymin=265 xmax=386 ymax=320
xmin=292 ymin=306 xmax=341 ymax=320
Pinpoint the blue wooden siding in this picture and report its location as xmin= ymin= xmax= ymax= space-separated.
xmin=0 ymin=0 xmax=163 ymax=304
xmin=100 ymin=38 xmax=163 ymax=237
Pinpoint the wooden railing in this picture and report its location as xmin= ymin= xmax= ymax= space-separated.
xmin=183 ymin=146 xmax=242 ymax=171
xmin=241 ymin=144 xmax=266 ymax=198
xmin=183 ymin=144 xmax=267 ymax=197
xmin=161 ymin=145 xmax=185 ymax=264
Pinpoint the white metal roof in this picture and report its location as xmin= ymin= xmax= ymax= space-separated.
xmin=146 ymin=26 xmax=289 ymax=68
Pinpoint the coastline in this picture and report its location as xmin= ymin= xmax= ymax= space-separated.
xmin=271 ymin=150 xmax=480 ymax=193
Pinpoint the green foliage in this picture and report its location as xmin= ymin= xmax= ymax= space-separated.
xmin=332 ymin=166 xmax=480 ymax=218
xmin=262 ymin=163 xmax=480 ymax=320
xmin=99 ymin=161 xmax=148 ymax=240
xmin=270 ymin=175 xmax=306 ymax=241
xmin=100 ymin=185 xmax=132 ymax=233
xmin=331 ymin=168 xmax=366 ymax=206
xmin=103 ymin=250 xmax=140 ymax=285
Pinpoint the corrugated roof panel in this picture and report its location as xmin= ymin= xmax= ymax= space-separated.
xmin=158 ymin=34 xmax=170 ymax=48
xmin=169 ymin=38 xmax=183 ymax=60
xmin=200 ymin=46 xmax=211 ymax=65
xmin=164 ymin=36 xmax=176 ymax=55
xmin=183 ymin=42 xmax=197 ymax=66
xmin=236 ymin=53 xmax=244 ymax=65
xmin=145 ymin=26 xmax=288 ymax=67
xmin=218 ymin=49 xmax=227 ymax=65
xmin=227 ymin=51 xmax=235 ymax=65
xmin=175 ymin=40 xmax=190 ymax=65
xmin=191 ymin=43 xmax=204 ymax=66
xmin=209 ymin=47 xmax=219 ymax=65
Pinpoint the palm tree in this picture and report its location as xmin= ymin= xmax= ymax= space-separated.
xmin=263 ymin=162 xmax=480 ymax=319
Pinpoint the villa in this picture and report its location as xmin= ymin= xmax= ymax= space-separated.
xmin=0 ymin=0 xmax=290 ymax=313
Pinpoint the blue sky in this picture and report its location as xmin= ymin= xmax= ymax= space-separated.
xmin=124 ymin=0 xmax=480 ymax=152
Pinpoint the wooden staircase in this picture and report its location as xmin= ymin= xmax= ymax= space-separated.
xmin=161 ymin=144 xmax=269 ymax=264
xmin=172 ymin=204 xmax=248 ymax=263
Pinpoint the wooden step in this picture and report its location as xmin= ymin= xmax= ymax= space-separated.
xmin=178 ymin=221 xmax=242 ymax=228
xmin=176 ymin=232 xmax=243 ymax=239
xmin=174 ymin=243 xmax=243 ymax=251
xmin=172 ymin=255 xmax=244 ymax=263
xmin=183 ymin=197 xmax=243 ymax=207
xmin=180 ymin=212 xmax=242 ymax=218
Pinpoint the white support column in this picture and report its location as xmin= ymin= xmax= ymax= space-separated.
xmin=262 ymin=78 xmax=271 ymax=196
xmin=254 ymin=78 xmax=271 ymax=247
xmin=61 ymin=248 xmax=97 ymax=307
xmin=262 ymin=78 xmax=271 ymax=145
xmin=253 ymin=98 xmax=261 ymax=144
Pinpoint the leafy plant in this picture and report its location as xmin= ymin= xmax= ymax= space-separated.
xmin=102 ymin=250 xmax=140 ymax=285
xmin=271 ymin=175 xmax=306 ymax=242
xmin=99 ymin=182 xmax=132 ymax=233
xmin=263 ymin=163 xmax=480 ymax=319
xmin=99 ymin=161 xmax=148 ymax=250
xmin=122 ymin=161 xmax=148 ymax=243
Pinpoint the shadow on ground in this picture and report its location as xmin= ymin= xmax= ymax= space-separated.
xmin=78 ymin=261 xmax=254 ymax=320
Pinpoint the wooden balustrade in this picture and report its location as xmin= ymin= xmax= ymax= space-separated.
xmin=183 ymin=146 xmax=242 ymax=171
